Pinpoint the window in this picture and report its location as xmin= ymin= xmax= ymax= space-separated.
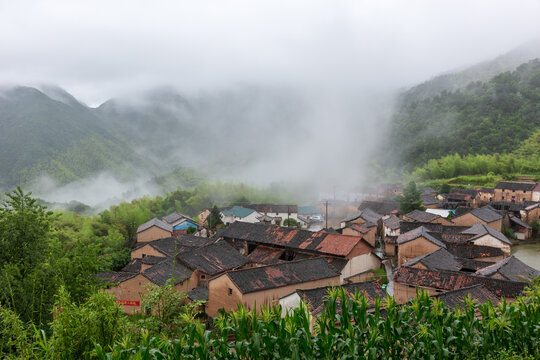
xmin=142 ymin=254 xmax=147 ymax=258
xmin=201 ymin=274 xmax=206 ymax=280
xmin=228 ymin=288 xmax=233 ymax=296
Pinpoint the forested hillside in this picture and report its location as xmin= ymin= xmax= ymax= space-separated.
xmin=391 ymin=59 xmax=540 ymax=168
xmin=0 ymin=86 xmax=153 ymax=189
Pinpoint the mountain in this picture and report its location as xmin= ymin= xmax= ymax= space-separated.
xmin=0 ymin=86 xmax=153 ymax=190
xmin=390 ymin=57 xmax=540 ymax=169
xmin=402 ymin=38 xmax=540 ymax=102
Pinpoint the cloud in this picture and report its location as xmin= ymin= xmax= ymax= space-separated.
xmin=0 ymin=1 xmax=538 ymax=104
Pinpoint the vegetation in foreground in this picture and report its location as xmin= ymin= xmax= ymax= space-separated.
xmin=1 ymin=281 xmax=539 ymax=359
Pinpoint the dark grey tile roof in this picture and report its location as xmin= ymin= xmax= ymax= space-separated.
xmin=95 ymin=271 xmax=138 ymax=284
xmin=383 ymin=215 xmax=402 ymax=230
xmin=227 ymin=258 xmax=339 ymax=294
xmin=495 ymin=181 xmax=537 ymax=191
xmin=295 ymin=281 xmax=385 ymax=316
xmin=421 ymin=194 xmax=440 ymax=205
xmin=137 ymin=218 xmax=172 ymax=233
xmin=403 ymin=248 xmax=462 ymax=271
xmin=358 ymin=200 xmax=399 ymax=215
xmin=162 ymin=212 xmax=185 ymax=224
xmin=468 ymin=206 xmax=503 ymax=223
xmin=461 ymin=223 xmax=511 ymax=245
xmin=134 ymin=235 xmax=216 ymax=257
xmin=476 ymin=256 xmax=540 ymax=282
xmin=142 ymin=255 xmax=166 ymax=265
xmin=187 ymin=286 xmax=209 ymax=301
xmin=121 ymin=258 xmax=142 ymax=273
xmin=177 ymin=242 xmax=250 ymax=275
xmin=509 ymin=215 xmax=531 ymax=229
xmin=446 ymin=243 xmax=504 ymax=260
xmin=434 ymin=285 xmax=500 ymax=311
xmin=142 ymin=259 xmax=193 ymax=286
xmin=247 ymin=246 xmax=284 ymax=265
xmin=342 ymin=208 xmax=382 ymax=224
xmin=397 ymin=226 xmax=446 ymax=248
xmin=456 ymin=258 xmax=494 ymax=271
xmin=404 ymin=210 xmax=440 ymax=223
xmin=394 ymin=267 xmax=526 ymax=298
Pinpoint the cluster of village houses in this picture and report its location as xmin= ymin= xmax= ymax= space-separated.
xmin=98 ymin=180 xmax=540 ymax=321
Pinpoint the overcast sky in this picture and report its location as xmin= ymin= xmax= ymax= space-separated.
xmin=0 ymin=0 xmax=539 ymax=105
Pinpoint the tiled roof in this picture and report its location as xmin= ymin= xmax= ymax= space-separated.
xmin=509 ymin=215 xmax=531 ymax=229
xmin=187 ymin=286 xmax=209 ymax=301
xmin=342 ymin=208 xmax=382 ymax=224
xmin=468 ymin=206 xmax=503 ymax=223
xmin=221 ymin=206 xmax=255 ymax=218
xmin=434 ymin=285 xmax=500 ymax=311
xmin=121 ymin=258 xmax=142 ymax=273
xmin=244 ymin=204 xmax=298 ymax=214
xmin=396 ymin=226 xmax=446 ymax=248
xmin=296 ymin=281 xmax=385 ymax=316
xmin=422 ymin=187 xmax=437 ymax=194
xmin=403 ymin=248 xmax=462 ymax=271
xmin=446 ymin=193 xmax=471 ymax=201
xmin=134 ymin=235 xmax=216 ymax=257
xmin=383 ymin=216 xmax=402 ymax=230
xmin=476 ymin=256 xmax=540 ymax=282
xmin=404 ymin=210 xmax=440 ymax=223
xmin=349 ymin=224 xmax=371 ymax=233
xmin=456 ymin=258 xmax=494 ymax=271
xmin=495 ymin=181 xmax=537 ymax=191
xmin=142 ymin=255 xmax=166 ymax=265
xmin=358 ymin=200 xmax=399 ymax=215
xmin=399 ymin=222 xmax=469 ymax=235
xmin=247 ymin=246 xmax=284 ymax=265
xmin=394 ymin=266 xmax=526 ymax=298
xmin=461 ymin=223 xmax=511 ymax=245
xmin=446 ymin=243 xmax=504 ymax=260
xmin=421 ymin=194 xmax=440 ymax=205
xmin=163 ymin=212 xmax=185 ymax=224
xmin=137 ymin=218 xmax=172 ymax=233
xmin=477 ymin=187 xmax=494 ymax=194
xmin=227 ymin=258 xmax=339 ymax=294
xmin=326 ymin=257 xmax=350 ymax=272
xmin=220 ymin=222 xmax=371 ymax=257
xmin=95 ymin=271 xmax=138 ymax=284
xmin=177 ymin=242 xmax=250 ymax=275
xmin=525 ymin=202 xmax=540 ymax=211
xmin=142 ymin=259 xmax=193 ymax=286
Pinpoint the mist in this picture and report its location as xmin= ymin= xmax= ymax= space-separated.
xmin=1 ymin=1 xmax=540 ymax=205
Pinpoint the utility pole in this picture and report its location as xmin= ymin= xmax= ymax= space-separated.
xmin=325 ymin=200 xmax=328 ymax=229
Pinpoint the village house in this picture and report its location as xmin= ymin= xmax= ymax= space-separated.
xmin=494 ymin=181 xmax=537 ymax=203
xmin=398 ymin=221 xmax=510 ymax=262
xmin=98 ymin=259 xmax=198 ymax=314
xmin=131 ymin=234 xmax=215 ymax=260
xmin=520 ymin=202 xmax=540 ymax=224
xmin=460 ymin=223 xmax=512 ymax=256
xmin=402 ymin=248 xmax=462 ymax=272
xmin=206 ymin=257 xmax=341 ymax=316
xmin=340 ymin=208 xmax=382 ymax=247
xmin=176 ymin=242 xmax=252 ymax=287
xmin=197 ymin=209 xmax=211 ymax=227
xmin=451 ymin=206 xmax=503 ymax=231
xmin=220 ymin=206 xmax=260 ymax=225
xmin=421 ymin=193 xmax=440 ymax=209
xmin=136 ymin=218 xmax=173 ymax=243
xmin=162 ymin=212 xmax=198 ymax=235
xmin=243 ymin=204 xmax=298 ymax=226
xmin=533 ymin=184 xmax=540 ymax=202
xmin=402 ymin=210 xmax=453 ymax=225
xmin=219 ymin=222 xmax=381 ymax=282
xmin=396 ymin=226 xmax=447 ymax=266
xmin=475 ymin=256 xmax=540 ymax=282
xmin=278 ymin=280 xmax=385 ymax=320
xmin=393 ymin=266 xmax=527 ymax=304
xmin=508 ymin=215 xmax=532 ymax=240
xmin=476 ymin=187 xmax=495 ymax=203
xmin=382 ymin=215 xmax=402 ymax=256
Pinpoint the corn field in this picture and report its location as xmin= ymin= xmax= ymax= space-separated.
xmin=93 ymin=285 xmax=540 ymax=360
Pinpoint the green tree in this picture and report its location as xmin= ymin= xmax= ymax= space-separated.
xmin=398 ymin=181 xmax=425 ymax=214
xmin=283 ymin=218 xmax=301 ymax=228
xmin=206 ymin=205 xmax=223 ymax=230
